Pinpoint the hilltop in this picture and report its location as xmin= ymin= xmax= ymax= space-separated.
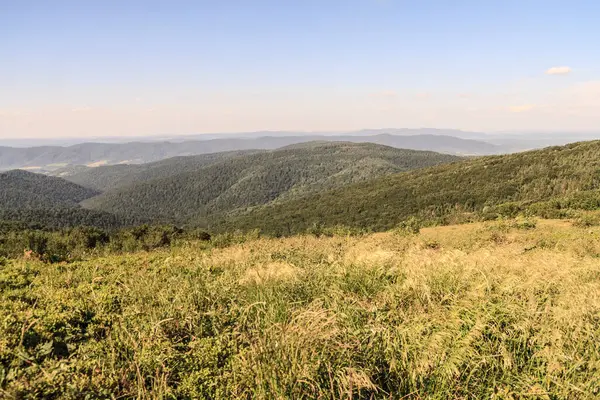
xmin=0 ymin=133 xmax=496 ymax=172
xmin=224 ymin=140 xmax=600 ymax=234
xmin=82 ymin=142 xmax=462 ymax=224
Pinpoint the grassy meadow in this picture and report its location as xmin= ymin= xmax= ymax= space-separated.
xmin=1 ymin=218 xmax=600 ymax=398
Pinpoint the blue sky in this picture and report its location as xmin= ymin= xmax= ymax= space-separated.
xmin=1 ymin=0 xmax=599 ymax=137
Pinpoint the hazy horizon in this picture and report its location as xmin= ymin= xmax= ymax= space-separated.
xmin=3 ymin=127 xmax=600 ymax=144
xmin=2 ymin=1 xmax=599 ymax=139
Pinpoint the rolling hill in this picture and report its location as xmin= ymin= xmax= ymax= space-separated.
xmin=0 ymin=170 xmax=141 ymax=229
xmin=0 ymin=170 xmax=99 ymax=209
xmin=56 ymin=150 xmax=265 ymax=191
xmin=83 ymin=142 xmax=462 ymax=224
xmin=222 ymin=140 xmax=600 ymax=234
xmin=0 ymin=134 xmax=497 ymax=172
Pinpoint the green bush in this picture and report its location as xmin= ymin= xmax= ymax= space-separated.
xmin=191 ymin=229 xmax=212 ymax=241
xmin=512 ymin=217 xmax=537 ymax=230
xmin=573 ymin=214 xmax=600 ymax=228
xmin=0 ymin=223 xmax=199 ymax=261
xmin=394 ymin=216 xmax=422 ymax=235
xmin=68 ymin=226 xmax=109 ymax=250
xmin=211 ymin=229 xmax=260 ymax=248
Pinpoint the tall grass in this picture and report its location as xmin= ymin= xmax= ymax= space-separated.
xmin=1 ymin=219 xmax=600 ymax=398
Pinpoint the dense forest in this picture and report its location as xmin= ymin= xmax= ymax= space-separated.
xmin=0 ymin=170 xmax=99 ymax=208
xmin=57 ymin=150 xmax=265 ymax=191
xmin=0 ymin=170 xmax=142 ymax=230
xmin=83 ymin=142 xmax=461 ymax=224
xmin=6 ymin=140 xmax=600 ymax=236
xmin=222 ymin=141 xmax=600 ymax=234
xmin=0 ymin=208 xmax=145 ymax=231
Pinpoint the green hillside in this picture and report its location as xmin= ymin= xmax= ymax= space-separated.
xmin=84 ymin=142 xmax=461 ymax=224
xmin=0 ymin=170 xmax=141 ymax=229
xmin=224 ymin=140 xmax=600 ymax=234
xmin=0 ymin=170 xmax=99 ymax=209
xmin=58 ymin=150 xmax=265 ymax=191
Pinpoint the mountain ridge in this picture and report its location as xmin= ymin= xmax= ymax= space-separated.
xmin=0 ymin=134 xmax=497 ymax=172
xmin=82 ymin=142 xmax=463 ymax=224
xmin=220 ymin=140 xmax=600 ymax=234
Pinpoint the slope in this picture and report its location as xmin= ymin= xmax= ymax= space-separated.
xmin=0 ymin=170 xmax=140 ymax=229
xmin=2 ymin=220 xmax=599 ymax=398
xmin=223 ymin=140 xmax=600 ymax=234
xmin=56 ymin=150 xmax=265 ymax=191
xmin=0 ymin=170 xmax=99 ymax=209
xmin=83 ymin=142 xmax=462 ymax=224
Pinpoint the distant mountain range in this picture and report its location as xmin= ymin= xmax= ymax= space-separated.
xmin=0 ymin=128 xmax=487 ymax=147
xmin=0 ymin=133 xmax=497 ymax=172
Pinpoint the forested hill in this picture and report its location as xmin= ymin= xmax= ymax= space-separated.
xmin=83 ymin=142 xmax=462 ymax=224
xmin=0 ymin=170 xmax=99 ymax=209
xmin=223 ymin=140 xmax=600 ymax=234
xmin=58 ymin=150 xmax=265 ymax=191
xmin=0 ymin=133 xmax=497 ymax=172
xmin=0 ymin=170 xmax=142 ymax=229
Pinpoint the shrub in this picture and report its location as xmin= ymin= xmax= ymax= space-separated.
xmin=490 ymin=202 xmax=522 ymax=218
xmin=211 ymin=229 xmax=260 ymax=248
xmin=191 ymin=229 xmax=212 ymax=241
xmin=512 ymin=217 xmax=537 ymax=230
xmin=26 ymin=232 xmax=49 ymax=257
xmin=572 ymin=214 xmax=600 ymax=228
xmin=68 ymin=226 xmax=110 ymax=250
xmin=394 ymin=216 xmax=422 ymax=235
xmin=322 ymin=225 xmax=368 ymax=237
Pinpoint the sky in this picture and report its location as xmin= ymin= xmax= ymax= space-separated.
xmin=1 ymin=0 xmax=600 ymax=139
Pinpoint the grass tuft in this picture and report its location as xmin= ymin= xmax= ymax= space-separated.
xmin=1 ymin=219 xmax=600 ymax=398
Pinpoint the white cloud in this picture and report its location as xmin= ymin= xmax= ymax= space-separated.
xmin=508 ymin=104 xmax=536 ymax=113
xmin=546 ymin=66 xmax=571 ymax=76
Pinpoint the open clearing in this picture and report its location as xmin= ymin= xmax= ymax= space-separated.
xmin=1 ymin=219 xmax=600 ymax=398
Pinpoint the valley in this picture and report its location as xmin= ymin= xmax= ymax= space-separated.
xmin=4 ymin=2 xmax=599 ymax=397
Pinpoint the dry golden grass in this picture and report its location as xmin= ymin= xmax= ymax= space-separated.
xmin=2 ymin=218 xmax=600 ymax=398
